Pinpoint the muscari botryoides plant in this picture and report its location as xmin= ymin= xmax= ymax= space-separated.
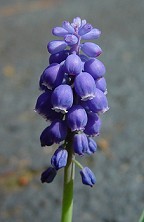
xmin=35 ymin=17 xmax=109 ymax=222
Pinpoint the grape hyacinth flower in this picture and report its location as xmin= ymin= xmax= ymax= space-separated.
xmin=35 ymin=17 xmax=109 ymax=222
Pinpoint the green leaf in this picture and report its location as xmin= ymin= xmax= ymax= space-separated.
xmin=139 ymin=211 xmax=144 ymax=222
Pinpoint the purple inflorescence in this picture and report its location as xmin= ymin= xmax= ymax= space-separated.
xmin=35 ymin=17 xmax=109 ymax=186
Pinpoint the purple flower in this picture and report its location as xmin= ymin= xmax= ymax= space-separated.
xmin=49 ymin=120 xmax=67 ymax=143
xmin=51 ymin=146 xmax=68 ymax=170
xmin=51 ymin=84 xmax=73 ymax=113
xmin=41 ymin=167 xmax=57 ymax=183
xmin=86 ymin=88 xmax=109 ymax=113
xmin=95 ymin=77 xmax=107 ymax=94
xmin=35 ymin=91 xmax=63 ymax=121
xmin=62 ymin=21 xmax=75 ymax=33
xmin=87 ymin=137 xmax=97 ymax=154
xmin=73 ymin=133 xmax=89 ymax=155
xmin=40 ymin=63 xmax=64 ymax=90
xmin=84 ymin=58 xmax=106 ymax=80
xmin=84 ymin=112 xmax=101 ymax=136
xmin=47 ymin=40 xmax=68 ymax=54
xmin=81 ymin=42 xmax=102 ymax=57
xmin=71 ymin=17 xmax=82 ymax=29
xmin=66 ymin=105 xmax=88 ymax=131
xmin=40 ymin=120 xmax=67 ymax=145
xmin=52 ymin=27 xmax=69 ymax=37
xmin=64 ymin=34 xmax=78 ymax=46
xmin=36 ymin=17 xmax=108 ymax=185
xmin=40 ymin=126 xmax=54 ymax=147
xmin=49 ymin=50 xmax=69 ymax=64
xmin=80 ymin=167 xmax=96 ymax=187
xmin=78 ymin=23 xmax=93 ymax=36
xmin=81 ymin=28 xmax=101 ymax=40
xmin=74 ymin=72 xmax=96 ymax=100
xmin=64 ymin=54 xmax=82 ymax=75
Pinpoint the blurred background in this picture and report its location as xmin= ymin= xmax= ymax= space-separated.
xmin=0 ymin=0 xmax=144 ymax=221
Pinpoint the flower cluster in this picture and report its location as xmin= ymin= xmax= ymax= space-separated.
xmin=35 ymin=17 xmax=109 ymax=187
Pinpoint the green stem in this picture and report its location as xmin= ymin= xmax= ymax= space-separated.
xmin=61 ymin=136 xmax=75 ymax=222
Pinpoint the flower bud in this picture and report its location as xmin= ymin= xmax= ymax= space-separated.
xmin=80 ymin=167 xmax=96 ymax=187
xmin=84 ymin=58 xmax=106 ymax=80
xmin=78 ymin=23 xmax=93 ymax=36
xmin=41 ymin=167 xmax=57 ymax=183
xmin=40 ymin=126 xmax=54 ymax=147
xmin=87 ymin=137 xmax=97 ymax=154
xmin=51 ymin=84 xmax=73 ymax=113
xmin=81 ymin=28 xmax=101 ymax=40
xmin=95 ymin=77 xmax=107 ymax=94
xmin=72 ymin=17 xmax=81 ymax=28
xmin=51 ymin=146 xmax=68 ymax=170
xmin=62 ymin=21 xmax=75 ymax=33
xmin=52 ymin=27 xmax=68 ymax=37
xmin=81 ymin=42 xmax=102 ymax=57
xmin=47 ymin=40 xmax=67 ymax=54
xmin=73 ymin=133 xmax=89 ymax=155
xmin=86 ymin=88 xmax=109 ymax=113
xmin=84 ymin=112 xmax=101 ymax=136
xmin=49 ymin=50 xmax=69 ymax=64
xmin=64 ymin=34 xmax=78 ymax=45
xmin=74 ymin=72 xmax=96 ymax=101
xmin=35 ymin=91 xmax=63 ymax=121
xmin=41 ymin=63 xmax=64 ymax=89
xmin=66 ymin=105 xmax=88 ymax=131
xmin=64 ymin=54 xmax=82 ymax=75
xmin=81 ymin=19 xmax=87 ymax=27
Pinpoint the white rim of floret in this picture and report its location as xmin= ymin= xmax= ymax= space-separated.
xmin=71 ymin=127 xmax=85 ymax=132
xmin=81 ymin=94 xmax=95 ymax=101
xmin=42 ymin=82 xmax=52 ymax=90
xmin=52 ymin=107 xmax=68 ymax=114
xmin=97 ymin=106 xmax=110 ymax=114
xmin=104 ymin=89 xmax=108 ymax=95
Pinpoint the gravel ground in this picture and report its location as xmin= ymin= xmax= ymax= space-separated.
xmin=0 ymin=0 xmax=144 ymax=222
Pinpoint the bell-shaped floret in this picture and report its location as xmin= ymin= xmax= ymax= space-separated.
xmin=95 ymin=77 xmax=107 ymax=94
xmin=64 ymin=54 xmax=82 ymax=75
xmin=73 ymin=133 xmax=89 ymax=155
xmin=74 ymin=72 xmax=96 ymax=101
xmin=49 ymin=120 xmax=67 ymax=143
xmin=51 ymin=146 xmax=68 ymax=170
xmin=40 ymin=120 xmax=67 ymax=146
xmin=78 ymin=23 xmax=93 ymax=36
xmin=80 ymin=167 xmax=96 ymax=187
xmin=40 ymin=63 xmax=64 ymax=90
xmin=41 ymin=167 xmax=57 ymax=183
xmin=81 ymin=42 xmax=102 ymax=57
xmin=47 ymin=40 xmax=68 ymax=54
xmin=81 ymin=28 xmax=101 ymax=40
xmin=64 ymin=34 xmax=78 ymax=46
xmin=49 ymin=50 xmax=69 ymax=64
xmin=87 ymin=137 xmax=97 ymax=154
xmin=84 ymin=112 xmax=101 ymax=136
xmin=35 ymin=91 xmax=63 ymax=121
xmin=86 ymin=88 xmax=109 ymax=113
xmin=62 ymin=21 xmax=75 ymax=33
xmin=40 ymin=126 xmax=54 ymax=147
xmin=84 ymin=58 xmax=106 ymax=80
xmin=51 ymin=84 xmax=73 ymax=113
xmin=52 ymin=27 xmax=69 ymax=37
xmin=66 ymin=105 xmax=88 ymax=131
